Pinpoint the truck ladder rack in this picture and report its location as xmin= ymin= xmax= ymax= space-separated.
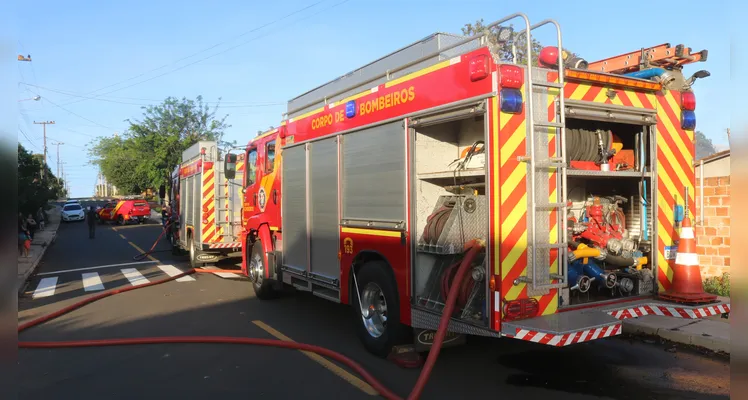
xmin=515 ymin=20 xmax=569 ymax=295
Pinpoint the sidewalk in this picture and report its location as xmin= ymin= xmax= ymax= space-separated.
xmin=621 ymin=297 xmax=730 ymax=354
xmin=17 ymin=206 xmax=61 ymax=294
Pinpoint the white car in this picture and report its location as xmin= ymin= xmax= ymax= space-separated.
xmin=61 ymin=203 xmax=86 ymax=222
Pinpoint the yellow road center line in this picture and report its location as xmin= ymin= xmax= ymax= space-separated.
xmin=251 ymin=320 xmax=377 ymax=396
xmin=127 ymin=241 xmax=159 ymax=263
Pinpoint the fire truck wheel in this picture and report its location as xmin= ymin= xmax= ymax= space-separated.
xmin=352 ymin=261 xmax=409 ymax=358
xmin=249 ymin=240 xmax=279 ymax=300
xmin=117 ymin=215 xmax=125 ymax=225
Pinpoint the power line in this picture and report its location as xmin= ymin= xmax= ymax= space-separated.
xmin=41 ymin=96 xmax=115 ymax=131
xmin=59 ymin=0 xmax=329 ymax=107
xmin=19 ymin=83 xmax=285 ymax=106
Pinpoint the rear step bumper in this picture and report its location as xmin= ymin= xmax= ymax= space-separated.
xmin=502 ymin=309 xmax=622 ymax=346
xmin=501 ymin=297 xmax=730 ymax=347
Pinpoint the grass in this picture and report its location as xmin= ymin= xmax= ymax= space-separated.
xmin=703 ymin=272 xmax=730 ymax=297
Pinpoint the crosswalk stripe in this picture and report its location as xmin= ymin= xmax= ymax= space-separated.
xmin=212 ymin=272 xmax=241 ymax=278
xmin=33 ymin=277 xmax=58 ymax=298
xmin=157 ymin=265 xmax=195 ymax=282
xmin=82 ymin=272 xmax=105 ymax=291
xmin=121 ymin=268 xmax=150 ymax=286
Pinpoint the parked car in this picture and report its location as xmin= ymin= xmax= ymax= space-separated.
xmin=61 ymin=203 xmax=85 ymax=222
xmin=97 ymin=199 xmax=151 ymax=225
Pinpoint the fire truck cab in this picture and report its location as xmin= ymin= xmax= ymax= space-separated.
xmin=225 ymin=12 xmax=729 ymax=358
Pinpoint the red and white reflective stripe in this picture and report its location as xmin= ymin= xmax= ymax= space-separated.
xmin=208 ymin=242 xmax=242 ymax=249
xmin=508 ymin=324 xmax=621 ymax=347
xmin=608 ymin=303 xmax=730 ymax=320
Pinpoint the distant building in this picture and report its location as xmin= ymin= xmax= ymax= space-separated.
xmin=95 ymin=173 xmax=118 ymax=197
xmin=694 ymin=149 xmax=730 ymax=279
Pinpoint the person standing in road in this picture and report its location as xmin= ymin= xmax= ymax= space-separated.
xmin=87 ymin=206 xmax=97 ymax=239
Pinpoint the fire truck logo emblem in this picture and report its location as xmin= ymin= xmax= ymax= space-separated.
xmin=343 ymin=237 xmax=353 ymax=254
xmin=257 ymin=187 xmax=267 ymax=211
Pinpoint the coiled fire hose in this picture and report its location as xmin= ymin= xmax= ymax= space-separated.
xmin=19 ymin=227 xmax=484 ymax=400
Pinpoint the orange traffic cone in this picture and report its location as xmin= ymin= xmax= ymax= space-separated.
xmin=659 ymin=215 xmax=718 ymax=304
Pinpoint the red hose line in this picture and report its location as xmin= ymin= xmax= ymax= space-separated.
xmin=18 ymin=240 xmax=485 ymax=400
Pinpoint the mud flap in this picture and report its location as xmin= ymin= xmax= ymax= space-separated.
xmin=413 ymin=328 xmax=466 ymax=352
xmin=501 ymin=309 xmax=622 ymax=347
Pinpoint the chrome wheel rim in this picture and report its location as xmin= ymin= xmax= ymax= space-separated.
xmin=360 ymin=282 xmax=388 ymax=338
xmin=249 ymin=250 xmax=263 ymax=285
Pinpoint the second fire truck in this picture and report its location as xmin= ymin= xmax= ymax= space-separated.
xmin=166 ymin=140 xmax=246 ymax=266
xmin=223 ymin=12 xmax=729 ymax=357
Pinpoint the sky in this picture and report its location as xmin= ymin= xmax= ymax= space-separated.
xmin=16 ymin=0 xmax=732 ymax=198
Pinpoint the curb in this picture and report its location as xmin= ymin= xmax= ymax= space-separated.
xmin=622 ymin=317 xmax=730 ymax=354
xmin=17 ymin=222 xmax=60 ymax=295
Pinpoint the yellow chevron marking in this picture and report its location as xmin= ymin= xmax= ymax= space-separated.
xmin=658 ymin=134 xmax=694 ymax=197
xmin=663 ymin=93 xmax=694 ymax=141
xmin=569 ymin=83 xmax=592 ymax=100
xmin=500 ymin=120 xmax=526 ymax=168
xmin=501 ymin=201 xmax=526 ymax=248
xmin=501 ymin=221 xmax=527 ymax=276
xmin=501 ymin=164 xmax=526 ymax=204
xmin=658 ymin=107 xmax=693 ymax=165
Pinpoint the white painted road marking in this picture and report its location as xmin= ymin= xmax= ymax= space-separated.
xmin=121 ymin=268 xmax=150 ymax=286
xmin=82 ymin=272 xmax=105 ymax=291
xmin=33 ymin=277 xmax=58 ymax=298
xmin=36 ymin=261 xmax=157 ymax=276
xmin=157 ymin=265 xmax=195 ymax=282
xmin=200 ymin=267 xmax=241 ymax=278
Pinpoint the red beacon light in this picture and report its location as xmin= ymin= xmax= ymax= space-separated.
xmin=539 ymin=46 xmax=561 ymax=68
xmin=469 ymin=54 xmax=490 ymax=82
xmin=200 ymin=147 xmax=206 ymax=155
xmin=681 ymin=91 xmax=696 ymax=111
xmin=499 ymin=64 xmax=524 ymax=88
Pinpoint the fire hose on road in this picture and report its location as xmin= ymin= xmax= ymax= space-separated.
xmin=19 ymin=217 xmax=484 ymax=400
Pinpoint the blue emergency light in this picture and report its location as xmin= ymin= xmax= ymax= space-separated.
xmin=346 ymin=100 xmax=357 ymax=119
xmin=500 ymin=88 xmax=523 ymax=114
xmin=681 ymin=110 xmax=696 ymax=130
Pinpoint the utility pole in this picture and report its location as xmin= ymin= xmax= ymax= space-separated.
xmin=51 ymin=141 xmax=64 ymax=177
xmin=33 ymin=120 xmax=55 ymax=178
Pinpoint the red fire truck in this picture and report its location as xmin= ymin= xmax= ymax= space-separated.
xmin=166 ymin=140 xmax=246 ymax=266
xmin=224 ymin=13 xmax=729 ymax=357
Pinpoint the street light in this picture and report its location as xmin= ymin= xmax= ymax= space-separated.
xmin=18 ymin=95 xmax=41 ymax=102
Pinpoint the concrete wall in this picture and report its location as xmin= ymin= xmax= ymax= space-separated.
xmin=694 ymin=174 xmax=730 ymax=279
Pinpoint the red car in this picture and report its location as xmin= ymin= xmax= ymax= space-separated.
xmin=97 ymin=199 xmax=151 ymax=225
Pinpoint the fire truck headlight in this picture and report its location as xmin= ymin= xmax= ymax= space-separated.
xmin=500 ymin=88 xmax=523 ymax=114
xmin=681 ymin=110 xmax=696 ymax=130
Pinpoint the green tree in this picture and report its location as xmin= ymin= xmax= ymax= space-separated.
xmin=89 ymin=96 xmax=231 ymax=194
xmin=695 ymin=131 xmax=718 ymax=159
xmin=461 ymin=19 xmax=575 ymax=66
xmin=18 ymin=143 xmax=66 ymax=216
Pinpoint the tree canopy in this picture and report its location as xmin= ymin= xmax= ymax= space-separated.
xmin=695 ymin=131 xmax=718 ymax=160
xmin=18 ymin=143 xmax=66 ymax=215
xmin=89 ymin=96 xmax=231 ymax=194
xmin=461 ymin=19 xmax=575 ymax=66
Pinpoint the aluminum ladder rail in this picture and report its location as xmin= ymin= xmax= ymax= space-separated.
xmin=513 ymin=20 xmax=568 ymax=295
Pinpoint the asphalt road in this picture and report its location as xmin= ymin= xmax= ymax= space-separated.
xmin=18 ymin=220 xmax=730 ymax=400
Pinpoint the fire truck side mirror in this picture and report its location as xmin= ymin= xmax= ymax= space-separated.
xmin=158 ymin=185 xmax=166 ymax=199
xmin=224 ymin=153 xmax=237 ymax=180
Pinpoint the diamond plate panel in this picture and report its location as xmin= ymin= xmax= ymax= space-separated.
xmin=411 ymin=307 xmax=501 ymax=338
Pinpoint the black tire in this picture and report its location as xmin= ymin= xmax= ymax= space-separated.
xmin=117 ymin=215 xmax=125 ymax=226
xmin=351 ymin=260 xmax=410 ymax=358
xmin=248 ymin=239 xmax=279 ymax=300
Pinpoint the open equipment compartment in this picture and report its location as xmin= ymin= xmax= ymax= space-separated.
xmin=560 ymin=117 xmax=656 ymax=307
xmin=409 ymin=104 xmax=490 ymax=328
